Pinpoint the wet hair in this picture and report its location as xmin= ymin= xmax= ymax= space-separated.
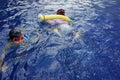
xmin=9 ymin=29 xmax=22 ymax=41
xmin=56 ymin=9 xmax=65 ymax=15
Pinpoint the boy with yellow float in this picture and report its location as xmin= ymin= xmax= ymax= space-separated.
xmin=38 ymin=9 xmax=80 ymax=38
xmin=38 ymin=9 xmax=71 ymax=24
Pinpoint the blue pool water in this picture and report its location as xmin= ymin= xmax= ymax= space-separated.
xmin=0 ymin=0 xmax=120 ymax=80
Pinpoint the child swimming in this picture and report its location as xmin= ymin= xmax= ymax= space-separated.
xmin=38 ymin=9 xmax=81 ymax=38
xmin=0 ymin=29 xmax=24 ymax=71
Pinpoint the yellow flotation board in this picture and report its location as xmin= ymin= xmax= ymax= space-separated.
xmin=38 ymin=14 xmax=72 ymax=22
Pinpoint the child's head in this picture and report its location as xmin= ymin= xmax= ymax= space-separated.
xmin=9 ymin=29 xmax=24 ymax=44
xmin=56 ymin=9 xmax=65 ymax=15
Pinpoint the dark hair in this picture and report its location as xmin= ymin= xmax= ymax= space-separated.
xmin=56 ymin=9 xmax=65 ymax=15
xmin=9 ymin=29 xmax=22 ymax=40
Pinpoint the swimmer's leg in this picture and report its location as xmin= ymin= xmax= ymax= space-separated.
xmin=0 ymin=41 xmax=11 ymax=71
xmin=71 ymin=31 xmax=82 ymax=40
xmin=51 ymin=28 xmax=62 ymax=37
xmin=0 ymin=63 xmax=7 ymax=72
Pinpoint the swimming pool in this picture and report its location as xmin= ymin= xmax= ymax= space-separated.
xmin=0 ymin=0 xmax=120 ymax=80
